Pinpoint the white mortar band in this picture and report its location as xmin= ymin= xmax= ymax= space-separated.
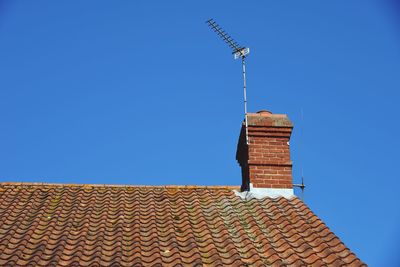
xmin=233 ymin=183 xmax=294 ymax=200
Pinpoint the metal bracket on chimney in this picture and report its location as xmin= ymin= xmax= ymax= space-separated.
xmin=293 ymin=176 xmax=306 ymax=200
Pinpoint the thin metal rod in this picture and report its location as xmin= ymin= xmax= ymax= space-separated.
xmin=300 ymin=108 xmax=305 ymax=201
xmin=242 ymin=56 xmax=249 ymax=145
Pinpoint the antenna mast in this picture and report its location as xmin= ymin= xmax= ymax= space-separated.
xmin=293 ymin=108 xmax=306 ymax=200
xmin=206 ymin=19 xmax=250 ymax=145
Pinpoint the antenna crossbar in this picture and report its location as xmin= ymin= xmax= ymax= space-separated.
xmin=206 ymin=19 xmax=243 ymax=53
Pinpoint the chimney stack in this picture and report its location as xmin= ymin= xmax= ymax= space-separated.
xmin=236 ymin=110 xmax=294 ymax=198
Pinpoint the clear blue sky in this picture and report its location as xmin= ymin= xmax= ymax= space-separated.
xmin=1 ymin=1 xmax=399 ymax=265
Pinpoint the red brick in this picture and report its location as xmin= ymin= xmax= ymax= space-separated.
xmin=236 ymin=111 xmax=293 ymax=190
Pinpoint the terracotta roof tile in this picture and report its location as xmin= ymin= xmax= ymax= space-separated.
xmin=0 ymin=182 xmax=365 ymax=266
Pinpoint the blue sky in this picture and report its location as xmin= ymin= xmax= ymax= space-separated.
xmin=1 ymin=1 xmax=399 ymax=265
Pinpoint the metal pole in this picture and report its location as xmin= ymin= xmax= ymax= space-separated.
xmin=242 ymin=56 xmax=249 ymax=145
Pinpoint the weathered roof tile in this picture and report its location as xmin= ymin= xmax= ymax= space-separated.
xmin=0 ymin=183 xmax=365 ymax=266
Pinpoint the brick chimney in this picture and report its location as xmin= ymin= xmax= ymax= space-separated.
xmin=236 ymin=110 xmax=294 ymax=197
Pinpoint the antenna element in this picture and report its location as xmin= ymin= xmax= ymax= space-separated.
xmin=206 ymin=18 xmax=250 ymax=145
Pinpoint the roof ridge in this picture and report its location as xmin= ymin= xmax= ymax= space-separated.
xmin=0 ymin=182 xmax=239 ymax=190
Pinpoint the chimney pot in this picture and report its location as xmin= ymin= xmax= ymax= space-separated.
xmin=256 ymin=110 xmax=272 ymax=115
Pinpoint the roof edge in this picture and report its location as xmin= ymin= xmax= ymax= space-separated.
xmin=0 ymin=182 xmax=240 ymax=190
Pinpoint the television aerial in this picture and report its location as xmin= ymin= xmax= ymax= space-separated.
xmin=206 ymin=19 xmax=250 ymax=145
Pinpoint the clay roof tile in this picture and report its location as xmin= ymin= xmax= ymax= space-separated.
xmin=0 ymin=182 xmax=365 ymax=266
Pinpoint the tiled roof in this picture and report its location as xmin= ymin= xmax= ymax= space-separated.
xmin=0 ymin=183 xmax=365 ymax=266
